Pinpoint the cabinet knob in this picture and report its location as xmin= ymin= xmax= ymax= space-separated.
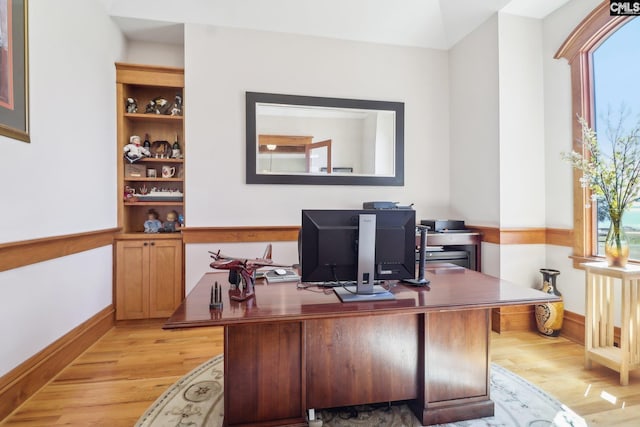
xmin=150 ymin=242 xmax=155 ymax=246
xmin=143 ymin=242 xmax=148 ymax=246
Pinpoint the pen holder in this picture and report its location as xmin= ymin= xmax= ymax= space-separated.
xmin=210 ymin=283 xmax=224 ymax=310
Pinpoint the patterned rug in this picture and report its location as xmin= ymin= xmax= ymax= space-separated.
xmin=135 ymin=355 xmax=586 ymax=427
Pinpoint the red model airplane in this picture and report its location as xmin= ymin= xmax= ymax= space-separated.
xmin=209 ymin=244 xmax=292 ymax=301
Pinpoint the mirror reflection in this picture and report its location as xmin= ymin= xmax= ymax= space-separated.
xmin=256 ymin=104 xmax=396 ymax=176
xmin=246 ymin=92 xmax=404 ymax=186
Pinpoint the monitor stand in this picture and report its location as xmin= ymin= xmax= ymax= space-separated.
xmin=334 ymin=214 xmax=395 ymax=303
xmin=334 ymin=285 xmax=395 ymax=302
xmin=357 ymin=213 xmax=376 ymax=294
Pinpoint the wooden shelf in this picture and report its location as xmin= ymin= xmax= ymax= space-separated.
xmin=136 ymin=157 xmax=184 ymax=164
xmin=124 ymin=201 xmax=184 ymax=206
xmin=124 ymin=177 xmax=183 ymax=182
xmin=588 ymin=347 xmax=623 ymax=365
xmin=124 ymin=113 xmax=183 ymax=121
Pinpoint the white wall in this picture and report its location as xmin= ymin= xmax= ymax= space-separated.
xmin=2 ymin=0 xmax=124 ymax=243
xmin=498 ymin=13 xmax=545 ymax=229
xmin=449 ymin=15 xmax=501 ymax=228
xmin=493 ymin=14 xmax=548 ymax=287
xmin=0 ymin=0 xmax=124 ymax=377
xmin=450 ymin=13 xmax=548 ymax=289
xmin=545 ymin=245 xmax=585 ymax=314
xmin=126 ymin=40 xmax=184 ymax=68
xmin=0 ymin=247 xmax=113 ymax=377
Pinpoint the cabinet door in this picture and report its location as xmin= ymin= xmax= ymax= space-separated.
xmin=148 ymin=240 xmax=183 ymax=318
xmin=115 ymin=240 xmax=150 ymax=320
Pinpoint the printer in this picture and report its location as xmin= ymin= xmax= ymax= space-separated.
xmin=420 ymin=219 xmax=469 ymax=233
xmin=363 ymin=201 xmax=414 ymax=210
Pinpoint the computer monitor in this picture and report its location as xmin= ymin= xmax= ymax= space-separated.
xmin=300 ymin=209 xmax=416 ymax=301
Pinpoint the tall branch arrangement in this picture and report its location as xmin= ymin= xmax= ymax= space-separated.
xmin=563 ymin=114 xmax=640 ymax=224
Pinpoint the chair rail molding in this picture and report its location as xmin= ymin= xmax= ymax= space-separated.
xmin=0 ymin=228 xmax=118 ymax=272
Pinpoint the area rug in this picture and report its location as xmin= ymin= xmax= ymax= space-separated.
xmin=135 ymin=355 xmax=586 ymax=427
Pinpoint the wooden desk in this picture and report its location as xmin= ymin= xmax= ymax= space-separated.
xmin=583 ymin=262 xmax=640 ymax=385
xmin=165 ymin=265 xmax=558 ymax=427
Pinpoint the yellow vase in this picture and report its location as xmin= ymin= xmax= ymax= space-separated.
xmin=535 ymin=269 xmax=563 ymax=337
xmin=604 ymin=220 xmax=629 ymax=268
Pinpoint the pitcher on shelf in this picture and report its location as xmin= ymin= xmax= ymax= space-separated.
xmin=162 ymin=165 xmax=176 ymax=178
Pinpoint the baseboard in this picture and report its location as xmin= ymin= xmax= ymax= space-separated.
xmin=560 ymin=310 xmax=585 ymax=344
xmin=491 ymin=305 xmax=537 ymax=333
xmin=560 ymin=310 xmax=621 ymax=346
xmin=492 ymin=307 xmax=620 ymax=349
xmin=0 ymin=305 xmax=114 ymax=421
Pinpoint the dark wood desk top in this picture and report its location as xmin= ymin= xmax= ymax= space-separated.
xmin=164 ymin=264 xmax=559 ymax=329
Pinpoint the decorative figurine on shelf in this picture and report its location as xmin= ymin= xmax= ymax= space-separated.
xmin=143 ymin=133 xmax=151 ymax=150
xmin=144 ymin=209 xmax=162 ymax=233
xmin=124 ymin=135 xmax=151 ymax=163
xmin=151 ymin=140 xmax=172 ymax=158
xmin=124 ymin=185 xmax=136 ymax=202
xmin=126 ymin=97 xmax=138 ymax=113
xmin=172 ymin=134 xmax=181 ymax=158
xmin=161 ymin=210 xmax=181 ymax=233
xmin=170 ymin=94 xmax=183 ymax=116
xmin=145 ymin=96 xmax=172 ymax=115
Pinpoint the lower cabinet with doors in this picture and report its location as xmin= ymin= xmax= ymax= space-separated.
xmin=115 ymin=235 xmax=183 ymax=320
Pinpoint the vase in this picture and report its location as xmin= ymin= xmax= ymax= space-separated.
xmin=604 ymin=218 xmax=630 ymax=268
xmin=534 ymin=269 xmax=563 ymax=337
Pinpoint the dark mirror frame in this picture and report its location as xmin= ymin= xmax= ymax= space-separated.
xmin=246 ymin=92 xmax=404 ymax=186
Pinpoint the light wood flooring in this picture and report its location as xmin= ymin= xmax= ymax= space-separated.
xmin=1 ymin=322 xmax=640 ymax=426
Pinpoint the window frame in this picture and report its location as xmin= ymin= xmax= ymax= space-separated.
xmin=555 ymin=2 xmax=631 ymax=268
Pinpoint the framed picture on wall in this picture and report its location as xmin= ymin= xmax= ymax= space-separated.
xmin=0 ymin=0 xmax=29 ymax=142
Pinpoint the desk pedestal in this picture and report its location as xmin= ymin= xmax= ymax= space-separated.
xmin=224 ymin=309 xmax=492 ymax=426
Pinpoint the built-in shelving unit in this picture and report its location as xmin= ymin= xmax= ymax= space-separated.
xmin=116 ymin=63 xmax=185 ymax=234
xmin=114 ymin=63 xmax=185 ymax=320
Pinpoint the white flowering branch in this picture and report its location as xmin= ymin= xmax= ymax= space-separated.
xmin=562 ymin=113 xmax=640 ymax=224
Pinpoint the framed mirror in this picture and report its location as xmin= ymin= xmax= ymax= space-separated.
xmin=246 ymin=92 xmax=404 ymax=186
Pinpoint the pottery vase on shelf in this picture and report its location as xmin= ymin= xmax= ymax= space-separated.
xmin=534 ymin=268 xmax=563 ymax=337
xmin=604 ymin=217 xmax=629 ymax=268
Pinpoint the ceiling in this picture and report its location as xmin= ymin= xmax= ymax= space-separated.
xmin=107 ymin=0 xmax=570 ymax=50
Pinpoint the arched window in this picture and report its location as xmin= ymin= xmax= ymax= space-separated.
xmin=591 ymin=18 xmax=640 ymax=258
xmin=555 ymin=3 xmax=633 ymax=267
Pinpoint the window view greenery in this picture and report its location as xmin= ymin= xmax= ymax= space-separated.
xmin=591 ymin=17 xmax=640 ymax=260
